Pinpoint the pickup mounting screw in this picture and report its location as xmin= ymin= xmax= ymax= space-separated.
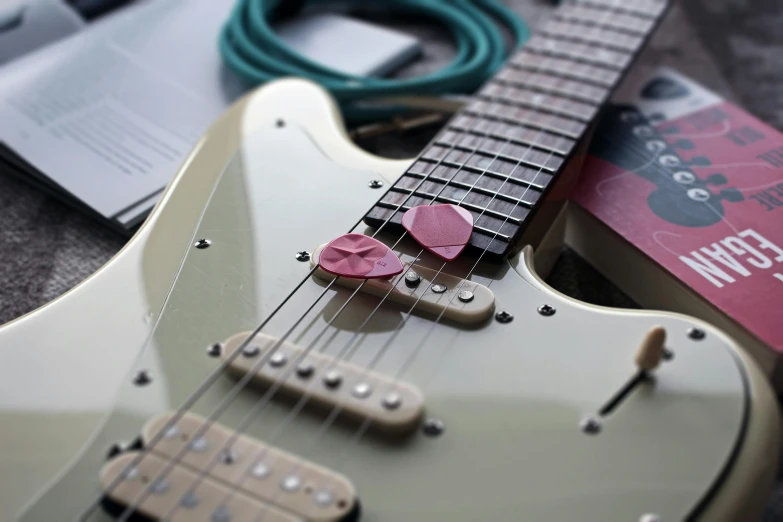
xmin=537 ymin=304 xmax=556 ymax=316
xmin=242 ymin=344 xmax=261 ymax=357
xmin=194 ymin=238 xmax=211 ymax=249
xmin=422 ymin=418 xmax=445 ymax=437
xmin=639 ymin=515 xmax=661 ymax=522
xmin=133 ymin=369 xmax=152 ymax=386
xmin=495 ymin=311 xmax=514 ymax=323
xmin=219 ymin=448 xmax=239 ymax=465
xmin=382 ymin=393 xmax=403 ymax=410
xmin=323 ymin=370 xmax=343 ymax=389
xmin=269 ymin=352 xmax=287 ymax=367
xmin=458 ymin=290 xmax=474 ymax=303
xmin=405 ymin=271 xmax=421 ymax=287
xmin=688 ymin=327 xmax=706 ymax=340
xmin=207 ymin=343 xmax=222 ymax=358
xmin=352 ymin=383 xmax=372 ymax=399
xmin=275 ymin=119 xmax=285 ymax=128
xmin=580 ymin=417 xmax=601 ymax=435
xmin=296 ymin=362 xmax=315 ymax=379
xmin=295 ymin=251 xmax=311 ymax=262
xmin=368 ymin=180 xmax=384 ymax=189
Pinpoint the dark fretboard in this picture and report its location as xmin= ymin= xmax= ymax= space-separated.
xmin=364 ymin=0 xmax=670 ymax=260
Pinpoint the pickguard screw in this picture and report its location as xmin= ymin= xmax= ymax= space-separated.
xmin=404 ymin=271 xmax=421 ymax=287
xmin=580 ymin=417 xmax=601 ymax=435
xmin=368 ymin=180 xmax=384 ymax=189
xmin=422 ymin=418 xmax=445 ymax=437
xmin=458 ymin=290 xmax=474 ymax=303
xmin=194 ymin=238 xmax=211 ymax=249
xmin=639 ymin=515 xmax=661 ymax=522
xmin=207 ymin=343 xmax=222 ymax=358
xmin=275 ymin=119 xmax=285 ymax=128
xmin=495 ymin=311 xmax=514 ymax=323
xmin=688 ymin=327 xmax=706 ymax=340
xmin=663 ymin=348 xmax=674 ymax=361
xmin=295 ymin=251 xmax=311 ymax=262
xmin=537 ymin=304 xmax=556 ymax=317
xmin=133 ymin=369 xmax=152 ymax=386
xmin=431 ymin=283 xmax=447 ymax=294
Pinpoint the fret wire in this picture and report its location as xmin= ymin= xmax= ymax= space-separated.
xmin=364 ymin=0 xmax=670 ymax=257
xmin=403 ymin=171 xmax=539 ymax=209
xmin=525 ymin=35 xmax=631 ymax=71
xmin=510 ymin=51 xmax=620 ymax=87
xmin=577 ymin=0 xmax=665 ymax=19
xmin=555 ymin=5 xmax=654 ymax=35
xmin=374 ymin=201 xmax=514 ymax=242
xmin=495 ymin=69 xmax=609 ymax=105
xmin=432 ymin=133 xmax=563 ymax=172
xmin=449 ymin=114 xmax=575 ymax=156
xmin=420 ymin=145 xmax=558 ymax=185
xmin=412 ymin=158 xmax=550 ymax=192
xmin=479 ymin=82 xmax=598 ymax=122
xmin=464 ymin=99 xmax=586 ymax=139
xmin=540 ymin=20 xmax=644 ymax=52
xmin=386 ymin=187 xmax=526 ymax=225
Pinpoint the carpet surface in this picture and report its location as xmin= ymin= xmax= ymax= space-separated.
xmin=1 ymin=0 xmax=782 ymax=518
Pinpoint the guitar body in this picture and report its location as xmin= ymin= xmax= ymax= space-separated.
xmin=1 ymin=79 xmax=780 ymax=522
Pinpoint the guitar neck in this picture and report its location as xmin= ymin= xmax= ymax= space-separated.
xmin=364 ymin=0 xmax=671 ymax=260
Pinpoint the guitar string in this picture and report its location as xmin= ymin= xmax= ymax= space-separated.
xmin=140 ymin=2 xmax=629 ymax=518
xmin=272 ymin=13 xmax=630 ymax=522
xmin=157 ymin=63 xmax=560 ymax=520
xmin=101 ymin=40 xmax=535 ymax=520
xmin=86 ymin=1 xmax=631 ymax=519
xmin=189 ymin=92 xmax=556 ymax=521
xmin=250 ymin=5 xmax=630 ymax=519
xmin=153 ymin=7 xmax=605 ymax=511
xmin=76 ymin=92 xmax=479 ymax=521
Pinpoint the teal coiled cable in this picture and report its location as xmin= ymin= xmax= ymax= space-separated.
xmin=218 ymin=0 xmax=530 ymax=123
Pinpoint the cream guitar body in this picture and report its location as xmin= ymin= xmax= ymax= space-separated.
xmin=0 ymin=79 xmax=780 ymax=522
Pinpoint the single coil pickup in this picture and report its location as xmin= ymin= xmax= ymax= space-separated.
xmin=99 ymin=411 xmax=359 ymax=522
xmin=310 ymin=243 xmax=496 ymax=325
xmin=223 ymin=333 xmax=426 ymax=436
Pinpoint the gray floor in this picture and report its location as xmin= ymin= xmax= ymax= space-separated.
xmin=1 ymin=0 xmax=782 ymax=518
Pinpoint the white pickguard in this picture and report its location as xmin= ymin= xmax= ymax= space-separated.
xmin=0 ymin=79 xmax=779 ymax=522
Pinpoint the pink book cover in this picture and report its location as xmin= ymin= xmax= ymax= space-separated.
xmin=571 ymin=67 xmax=783 ymax=353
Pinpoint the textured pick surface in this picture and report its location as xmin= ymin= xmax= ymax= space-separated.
xmin=401 ymin=204 xmax=474 ymax=261
xmin=318 ymin=233 xmax=403 ymax=279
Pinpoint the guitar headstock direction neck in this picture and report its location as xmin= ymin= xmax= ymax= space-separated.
xmin=363 ymin=0 xmax=672 ymax=261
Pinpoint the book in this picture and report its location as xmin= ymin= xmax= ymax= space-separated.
xmin=0 ymin=0 xmax=249 ymax=234
xmin=561 ymin=67 xmax=783 ymax=389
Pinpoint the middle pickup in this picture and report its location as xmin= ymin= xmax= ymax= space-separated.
xmin=222 ymin=333 xmax=425 ymax=436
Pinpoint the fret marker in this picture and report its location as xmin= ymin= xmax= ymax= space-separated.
xmin=402 ymin=204 xmax=474 ymax=261
xmin=318 ymin=233 xmax=403 ymax=279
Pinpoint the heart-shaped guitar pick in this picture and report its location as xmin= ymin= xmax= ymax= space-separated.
xmin=401 ymin=204 xmax=474 ymax=261
xmin=318 ymin=233 xmax=403 ymax=279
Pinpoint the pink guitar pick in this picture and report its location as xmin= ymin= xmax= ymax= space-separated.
xmin=318 ymin=233 xmax=403 ymax=279
xmin=401 ymin=204 xmax=474 ymax=261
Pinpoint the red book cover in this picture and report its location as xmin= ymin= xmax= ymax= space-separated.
xmin=571 ymin=68 xmax=783 ymax=355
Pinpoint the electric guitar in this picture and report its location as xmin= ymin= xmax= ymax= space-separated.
xmin=1 ymin=1 xmax=780 ymax=521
